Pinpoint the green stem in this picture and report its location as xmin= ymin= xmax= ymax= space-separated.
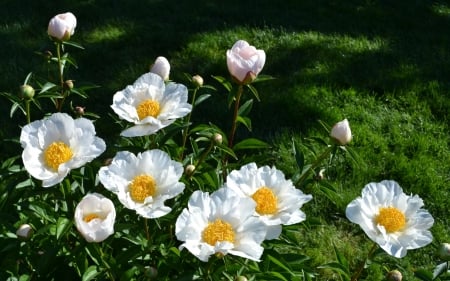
xmin=227 ymin=84 xmax=243 ymax=150
xmin=180 ymin=86 xmax=199 ymax=160
xmin=350 ymin=243 xmax=378 ymax=281
xmin=195 ymin=140 xmax=214 ymax=171
xmin=55 ymin=42 xmax=65 ymax=112
xmin=25 ymin=100 xmax=31 ymax=124
xmin=296 ymin=145 xmax=334 ymax=186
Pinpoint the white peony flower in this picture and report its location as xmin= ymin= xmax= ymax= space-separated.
xmin=175 ymin=188 xmax=268 ymax=262
xmin=20 ymin=113 xmax=106 ymax=187
xmin=74 ymin=193 xmax=116 ymax=243
xmin=150 ymin=56 xmax=170 ymax=81
xmin=111 ymin=72 xmax=192 ymax=137
xmin=224 ymin=163 xmax=312 ymax=239
xmin=226 ymin=40 xmax=266 ymax=84
xmin=47 ymin=12 xmax=77 ymax=41
xmin=98 ymin=149 xmax=185 ymax=219
xmin=346 ymin=180 xmax=434 ymax=258
xmin=16 ymin=224 xmax=33 ymax=240
xmin=330 ymin=118 xmax=352 ymax=145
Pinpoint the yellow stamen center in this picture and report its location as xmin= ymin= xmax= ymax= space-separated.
xmin=251 ymin=186 xmax=278 ymax=215
xmin=136 ymin=99 xmax=160 ymax=120
xmin=202 ymin=219 xmax=235 ymax=246
xmin=375 ymin=207 xmax=406 ymax=233
xmin=83 ymin=214 xmax=102 ymax=223
xmin=44 ymin=141 xmax=73 ymax=171
xmin=129 ymin=174 xmax=156 ymax=203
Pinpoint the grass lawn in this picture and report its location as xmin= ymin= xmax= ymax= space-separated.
xmin=0 ymin=0 xmax=449 ymax=280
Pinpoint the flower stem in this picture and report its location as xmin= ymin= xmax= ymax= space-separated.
xmin=25 ymin=100 xmax=31 ymax=124
xmin=180 ymin=86 xmax=199 ymax=160
xmin=55 ymin=42 xmax=65 ymax=112
xmin=227 ymin=84 xmax=243 ymax=150
xmin=350 ymin=243 xmax=378 ymax=281
xmin=295 ymin=145 xmax=334 ymax=186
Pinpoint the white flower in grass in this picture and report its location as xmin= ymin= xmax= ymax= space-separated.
xmin=98 ymin=149 xmax=185 ymax=218
xmin=74 ymin=193 xmax=116 ymax=243
xmin=176 ymin=188 xmax=268 ymax=262
xmin=111 ymin=72 xmax=192 ymax=137
xmin=330 ymin=118 xmax=352 ymax=145
xmin=346 ymin=180 xmax=434 ymax=258
xmin=224 ymin=163 xmax=313 ymax=239
xmin=20 ymin=113 xmax=106 ymax=187
xmin=47 ymin=12 xmax=77 ymax=41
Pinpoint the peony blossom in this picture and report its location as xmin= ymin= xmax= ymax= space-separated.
xmin=330 ymin=118 xmax=352 ymax=145
xmin=20 ymin=113 xmax=106 ymax=187
xmin=226 ymin=40 xmax=266 ymax=84
xmin=224 ymin=163 xmax=312 ymax=239
xmin=346 ymin=180 xmax=434 ymax=258
xmin=150 ymin=56 xmax=170 ymax=81
xmin=176 ymin=188 xmax=268 ymax=262
xmin=47 ymin=12 xmax=77 ymax=41
xmin=111 ymin=72 xmax=192 ymax=137
xmin=16 ymin=224 xmax=33 ymax=240
xmin=98 ymin=149 xmax=185 ymax=219
xmin=74 ymin=193 xmax=116 ymax=243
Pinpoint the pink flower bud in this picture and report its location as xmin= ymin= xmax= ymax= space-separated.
xmin=47 ymin=12 xmax=77 ymax=41
xmin=226 ymin=40 xmax=265 ymax=84
xmin=330 ymin=119 xmax=352 ymax=145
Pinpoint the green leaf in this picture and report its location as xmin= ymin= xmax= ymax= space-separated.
xmin=414 ymin=269 xmax=433 ymax=281
xmin=237 ymin=99 xmax=253 ymax=117
xmin=211 ymin=75 xmax=232 ymax=92
xmin=82 ymin=265 xmax=100 ymax=281
xmin=23 ymin=72 xmax=33 ymax=85
xmin=267 ymin=254 xmax=294 ymax=275
xmin=246 ymin=84 xmax=260 ymax=102
xmin=236 ymin=116 xmax=252 ymax=131
xmin=63 ymin=40 xmax=85 ymax=50
xmin=194 ymin=93 xmax=211 ymax=106
xmin=232 ymin=138 xmax=270 ymax=151
xmin=38 ymin=82 xmax=58 ymax=94
xmin=292 ymin=140 xmax=305 ymax=171
xmin=433 ymin=262 xmax=448 ymax=279
xmin=56 ymin=217 xmax=72 ymax=240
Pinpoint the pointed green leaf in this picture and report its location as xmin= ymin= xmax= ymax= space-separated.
xmin=233 ymin=138 xmax=270 ymax=151
xmin=82 ymin=265 xmax=100 ymax=281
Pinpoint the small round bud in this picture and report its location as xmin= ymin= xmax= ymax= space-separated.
xmin=64 ymin=80 xmax=74 ymax=90
xmin=73 ymin=106 xmax=85 ymax=117
xmin=19 ymin=85 xmax=35 ymax=100
xmin=16 ymin=224 xmax=33 ymax=240
xmin=213 ymin=133 xmax=223 ymax=145
xmin=185 ymin=164 xmax=196 ymax=176
xmin=386 ymin=270 xmax=402 ymax=281
xmin=438 ymin=243 xmax=450 ymax=261
xmin=235 ymin=276 xmax=248 ymax=281
xmin=192 ymin=75 xmax=204 ymax=87
xmin=144 ymin=266 xmax=158 ymax=280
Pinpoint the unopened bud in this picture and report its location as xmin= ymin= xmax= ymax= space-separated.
xmin=213 ymin=133 xmax=223 ymax=145
xmin=16 ymin=224 xmax=33 ymax=240
xmin=192 ymin=75 xmax=204 ymax=87
xmin=73 ymin=106 xmax=85 ymax=117
xmin=185 ymin=164 xmax=196 ymax=176
xmin=64 ymin=80 xmax=74 ymax=90
xmin=144 ymin=266 xmax=158 ymax=280
xmin=316 ymin=169 xmax=325 ymax=181
xmin=386 ymin=270 xmax=402 ymax=281
xmin=330 ymin=119 xmax=352 ymax=145
xmin=235 ymin=276 xmax=248 ymax=281
xmin=438 ymin=243 xmax=450 ymax=261
xmin=19 ymin=85 xmax=35 ymax=100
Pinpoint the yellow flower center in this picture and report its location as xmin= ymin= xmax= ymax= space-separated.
xmin=44 ymin=141 xmax=73 ymax=171
xmin=83 ymin=213 xmax=103 ymax=223
xmin=136 ymin=99 xmax=160 ymax=120
xmin=202 ymin=219 xmax=235 ymax=246
xmin=375 ymin=207 xmax=406 ymax=233
xmin=251 ymin=186 xmax=278 ymax=215
xmin=129 ymin=174 xmax=156 ymax=203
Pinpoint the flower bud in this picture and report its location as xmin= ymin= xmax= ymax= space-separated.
xmin=16 ymin=224 xmax=33 ymax=240
xmin=330 ymin=118 xmax=352 ymax=145
xmin=64 ymin=80 xmax=74 ymax=90
xmin=19 ymin=85 xmax=35 ymax=100
xmin=213 ymin=133 xmax=223 ymax=145
xmin=144 ymin=266 xmax=158 ymax=280
xmin=73 ymin=106 xmax=85 ymax=117
xmin=315 ymin=169 xmax=325 ymax=181
xmin=386 ymin=270 xmax=402 ymax=281
xmin=192 ymin=75 xmax=204 ymax=87
xmin=227 ymin=40 xmax=265 ymax=85
xmin=438 ymin=243 xmax=450 ymax=261
xmin=185 ymin=164 xmax=196 ymax=176
xmin=150 ymin=56 xmax=170 ymax=81
xmin=47 ymin=12 xmax=77 ymax=41
xmin=235 ymin=276 xmax=248 ymax=281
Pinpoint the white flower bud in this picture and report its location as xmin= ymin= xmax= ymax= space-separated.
xmin=74 ymin=193 xmax=116 ymax=243
xmin=330 ymin=118 xmax=352 ymax=145
xmin=150 ymin=56 xmax=170 ymax=81
xmin=213 ymin=133 xmax=223 ymax=145
xmin=192 ymin=75 xmax=204 ymax=87
xmin=16 ymin=224 xmax=33 ymax=240
xmin=185 ymin=164 xmax=196 ymax=176
xmin=438 ymin=243 xmax=450 ymax=261
xmin=226 ymin=40 xmax=265 ymax=85
xmin=386 ymin=270 xmax=402 ymax=281
xmin=47 ymin=12 xmax=77 ymax=41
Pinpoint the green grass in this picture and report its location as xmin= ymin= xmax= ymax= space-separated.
xmin=1 ymin=0 xmax=449 ymax=280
